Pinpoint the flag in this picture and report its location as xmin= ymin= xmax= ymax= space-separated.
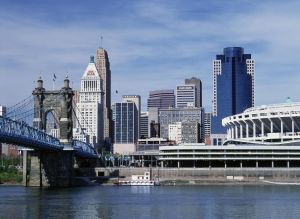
xmin=53 ymin=74 xmax=57 ymax=82
xmin=116 ymin=90 xmax=118 ymax=94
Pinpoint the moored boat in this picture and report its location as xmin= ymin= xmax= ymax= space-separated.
xmin=114 ymin=171 xmax=160 ymax=186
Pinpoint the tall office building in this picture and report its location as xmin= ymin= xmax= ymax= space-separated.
xmin=176 ymin=85 xmax=196 ymax=108
xmin=185 ymin=77 xmax=202 ymax=107
xmin=211 ymin=47 xmax=254 ymax=144
xmin=95 ymin=47 xmax=112 ymax=144
xmin=76 ymin=56 xmax=103 ymax=147
xmin=147 ymin=90 xmax=175 ymax=138
xmin=113 ymin=102 xmax=138 ymax=154
xmin=204 ymin=112 xmax=211 ymax=144
xmin=159 ymin=107 xmax=204 ymax=142
xmin=147 ymin=89 xmax=175 ymax=109
xmin=140 ymin=112 xmax=149 ymax=139
xmin=123 ymin=95 xmax=141 ymax=138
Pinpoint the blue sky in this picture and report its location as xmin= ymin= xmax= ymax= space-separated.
xmin=1 ymin=0 xmax=300 ymax=111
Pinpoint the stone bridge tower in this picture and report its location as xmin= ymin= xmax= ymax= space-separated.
xmin=32 ymin=77 xmax=74 ymax=144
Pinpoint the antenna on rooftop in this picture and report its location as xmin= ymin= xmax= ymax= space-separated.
xmin=100 ymin=36 xmax=103 ymax=48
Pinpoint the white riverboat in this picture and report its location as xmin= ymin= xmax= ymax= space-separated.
xmin=115 ymin=171 xmax=159 ymax=186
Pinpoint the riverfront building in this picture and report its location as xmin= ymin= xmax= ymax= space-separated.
xmin=222 ymin=102 xmax=300 ymax=145
xmin=123 ymin=95 xmax=141 ymax=138
xmin=75 ymin=56 xmax=103 ymax=147
xmin=185 ymin=77 xmax=202 ymax=107
xmin=211 ymin=47 xmax=255 ymax=144
xmin=113 ymin=102 xmax=138 ymax=154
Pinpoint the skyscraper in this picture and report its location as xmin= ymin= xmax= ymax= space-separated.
xmin=113 ymin=102 xmax=138 ymax=154
xmin=185 ymin=77 xmax=202 ymax=107
xmin=147 ymin=89 xmax=175 ymax=138
xmin=76 ymin=56 xmax=103 ymax=147
xmin=147 ymin=89 xmax=175 ymax=109
xmin=123 ymin=95 xmax=141 ymax=138
xmin=95 ymin=47 xmax=112 ymax=145
xmin=176 ymin=85 xmax=196 ymax=108
xmin=211 ymin=47 xmax=255 ymax=143
xmin=140 ymin=112 xmax=149 ymax=139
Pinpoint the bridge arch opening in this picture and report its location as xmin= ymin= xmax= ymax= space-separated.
xmin=45 ymin=110 xmax=60 ymax=139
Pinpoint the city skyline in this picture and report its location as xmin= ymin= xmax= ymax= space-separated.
xmin=1 ymin=1 xmax=300 ymax=111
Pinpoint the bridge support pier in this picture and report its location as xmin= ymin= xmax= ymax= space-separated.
xmin=24 ymin=150 xmax=75 ymax=187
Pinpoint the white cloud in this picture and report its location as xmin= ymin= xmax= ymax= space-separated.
xmin=1 ymin=0 xmax=300 ymax=111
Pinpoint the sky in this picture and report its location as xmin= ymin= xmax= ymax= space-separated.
xmin=1 ymin=0 xmax=300 ymax=111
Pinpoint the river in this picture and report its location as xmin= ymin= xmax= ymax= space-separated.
xmin=0 ymin=185 xmax=300 ymax=219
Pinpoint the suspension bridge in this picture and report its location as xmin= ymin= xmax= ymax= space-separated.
xmin=0 ymin=77 xmax=100 ymax=187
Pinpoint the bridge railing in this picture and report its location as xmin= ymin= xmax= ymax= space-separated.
xmin=72 ymin=140 xmax=98 ymax=157
xmin=0 ymin=116 xmax=62 ymax=149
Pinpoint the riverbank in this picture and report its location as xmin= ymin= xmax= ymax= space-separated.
xmin=94 ymin=167 xmax=300 ymax=186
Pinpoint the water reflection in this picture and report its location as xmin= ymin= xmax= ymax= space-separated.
xmin=1 ymin=185 xmax=300 ymax=219
xmin=131 ymin=186 xmax=151 ymax=194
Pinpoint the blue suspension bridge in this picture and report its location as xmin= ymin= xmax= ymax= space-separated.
xmin=0 ymin=77 xmax=100 ymax=187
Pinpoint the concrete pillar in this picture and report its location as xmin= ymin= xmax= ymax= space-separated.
xmin=246 ymin=122 xmax=249 ymax=138
xmin=270 ymin=120 xmax=273 ymax=133
xmin=240 ymin=124 xmax=243 ymax=138
xmin=22 ymin=150 xmax=28 ymax=186
xmin=292 ymin=119 xmax=295 ymax=140
xmin=261 ymin=121 xmax=264 ymax=142
xmin=231 ymin=127 xmax=234 ymax=139
xmin=240 ymin=162 xmax=243 ymax=168
xmin=287 ymin=161 xmax=290 ymax=168
xmin=272 ymin=161 xmax=274 ymax=168
xmin=281 ymin=120 xmax=283 ymax=142
xmin=177 ymin=161 xmax=180 ymax=168
xmin=235 ymin=126 xmax=238 ymax=139
xmin=224 ymin=161 xmax=227 ymax=169
xmin=253 ymin=122 xmax=256 ymax=140
xmin=256 ymin=161 xmax=258 ymax=168
xmin=161 ymin=161 xmax=164 ymax=168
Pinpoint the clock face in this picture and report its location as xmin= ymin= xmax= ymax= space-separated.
xmin=87 ymin=70 xmax=95 ymax=76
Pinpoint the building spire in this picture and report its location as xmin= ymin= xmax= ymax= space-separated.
xmin=100 ymin=36 xmax=103 ymax=48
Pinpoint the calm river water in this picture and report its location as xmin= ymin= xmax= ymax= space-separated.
xmin=0 ymin=185 xmax=300 ymax=219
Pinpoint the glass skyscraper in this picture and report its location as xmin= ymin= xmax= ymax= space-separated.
xmin=114 ymin=102 xmax=138 ymax=144
xmin=212 ymin=47 xmax=255 ymax=136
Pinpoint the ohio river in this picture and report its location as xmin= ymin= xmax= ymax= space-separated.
xmin=0 ymin=185 xmax=300 ymax=219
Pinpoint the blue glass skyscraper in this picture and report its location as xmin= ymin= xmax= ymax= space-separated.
xmin=212 ymin=47 xmax=255 ymax=138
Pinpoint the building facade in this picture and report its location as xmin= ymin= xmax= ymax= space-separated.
xmin=169 ymin=121 xmax=200 ymax=144
xmin=140 ymin=112 xmax=149 ymax=139
xmin=185 ymin=77 xmax=202 ymax=107
xmin=96 ymin=47 xmax=112 ymax=145
xmin=176 ymin=85 xmax=196 ymax=108
xmin=147 ymin=89 xmax=175 ymax=109
xmin=75 ymin=56 xmax=103 ymax=147
xmin=204 ymin=112 xmax=211 ymax=144
xmin=123 ymin=95 xmax=141 ymax=138
xmin=159 ymin=107 xmax=204 ymax=142
xmin=222 ymin=102 xmax=300 ymax=146
xmin=211 ymin=47 xmax=255 ymax=143
xmin=113 ymin=102 xmax=138 ymax=154
xmin=168 ymin=122 xmax=182 ymax=144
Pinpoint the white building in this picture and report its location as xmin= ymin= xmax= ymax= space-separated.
xmin=222 ymin=102 xmax=300 ymax=145
xmin=168 ymin=122 xmax=182 ymax=144
xmin=0 ymin=106 xmax=6 ymax=117
xmin=176 ymin=85 xmax=196 ymax=108
xmin=75 ymin=56 xmax=103 ymax=147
